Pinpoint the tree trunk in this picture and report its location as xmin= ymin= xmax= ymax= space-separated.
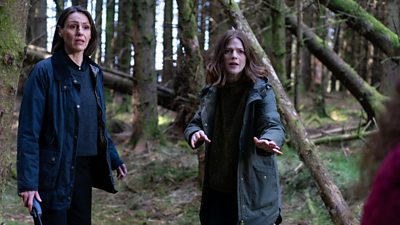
xmin=285 ymin=12 xmax=386 ymax=120
xmin=217 ymin=1 xmax=358 ymax=224
xmin=162 ymin=0 xmax=174 ymax=86
xmin=175 ymin=0 xmax=205 ymax=128
xmin=176 ymin=0 xmax=206 ymax=185
xmin=115 ymin=0 xmax=133 ymax=73
xmin=105 ymin=0 xmax=116 ymax=67
xmin=131 ymin=0 xmax=158 ymax=151
xmin=26 ymin=0 xmax=47 ymax=48
xmin=94 ymin=0 xmax=103 ymax=63
xmin=270 ymin=0 xmax=287 ymax=87
xmin=316 ymin=0 xmax=400 ymax=64
xmin=293 ymin=0 xmax=302 ymax=111
xmin=71 ymin=0 xmax=88 ymax=8
xmin=0 ymin=0 xmax=29 ymax=221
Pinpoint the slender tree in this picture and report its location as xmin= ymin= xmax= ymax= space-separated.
xmin=269 ymin=0 xmax=288 ymax=87
xmin=94 ymin=0 xmax=103 ymax=63
xmin=105 ymin=0 xmax=116 ymax=67
xmin=131 ymin=0 xmax=158 ymax=151
xmin=162 ymin=0 xmax=174 ymax=85
xmin=115 ymin=0 xmax=133 ymax=73
xmin=26 ymin=0 xmax=47 ymax=47
xmin=71 ymin=0 xmax=88 ymax=8
xmin=0 ymin=0 xmax=29 ymax=221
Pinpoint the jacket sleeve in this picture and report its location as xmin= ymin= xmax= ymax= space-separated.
xmin=256 ymin=85 xmax=285 ymax=147
xmin=184 ymin=106 xmax=203 ymax=149
xmin=106 ymin=130 xmax=124 ymax=170
xmin=97 ymin=68 xmax=124 ymax=170
xmin=17 ymin=63 xmax=48 ymax=193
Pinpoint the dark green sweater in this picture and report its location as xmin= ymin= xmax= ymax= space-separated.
xmin=208 ymin=82 xmax=250 ymax=192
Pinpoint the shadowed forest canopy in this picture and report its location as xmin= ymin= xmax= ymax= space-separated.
xmin=0 ymin=0 xmax=399 ymax=224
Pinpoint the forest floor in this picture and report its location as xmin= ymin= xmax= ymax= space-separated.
xmin=4 ymin=91 xmax=368 ymax=225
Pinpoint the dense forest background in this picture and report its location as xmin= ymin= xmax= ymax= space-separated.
xmin=0 ymin=0 xmax=399 ymax=224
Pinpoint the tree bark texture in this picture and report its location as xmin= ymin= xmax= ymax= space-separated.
xmin=105 ymin=0 xmax=116 ymax=67
xmin=176 ymin=0 xmax=205 ymax=127
xmin=115 ymin=0 xmax=133 ymax=73
xmin=316 ymin=0 xmax=400 ymax=64
xmin=0 ymin=0 xmax=29 ymax=221
xmin=162 ymin=0 xmax=174 ymax=85
xmin=285 ymin=12 xmax=387 ymax=120
xmin=131 ymin=0 xmax=158 ymax=146
xmin=270 ymin=0 xmax=288 ymax=86
xmin=217 ymin=1 xmax=358 ymax=224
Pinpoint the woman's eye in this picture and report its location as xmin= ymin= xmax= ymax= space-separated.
xmin=224 ymin=49 xmax=233 ymax=54
xmin=68 ymin=24 xmax=77 ymax=29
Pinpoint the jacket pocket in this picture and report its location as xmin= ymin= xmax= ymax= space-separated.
xmin=249 ymin=160 xmax=279 ymax=211
xmin=39 ymin=150 xmax=60 ymax=190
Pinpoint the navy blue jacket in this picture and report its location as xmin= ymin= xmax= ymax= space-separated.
xmin=17 ymin=50 xmax=123 ymax=210
xmin=184 ymin=79 xmax=285 ymax=225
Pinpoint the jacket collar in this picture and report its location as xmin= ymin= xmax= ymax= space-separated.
xmin=204 ymin=77 xmax=268 ymax=100
xmin=52 ymin=49 xmax=100 ymax=82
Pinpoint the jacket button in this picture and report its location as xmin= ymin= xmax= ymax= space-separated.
xmin=241 ymin=177 xmax=244 ymax=181
xmin=51 ymin=157 xmax=56 ymax=161
xmin=73 ymin=79 xmax=78 ymax=84
xmin=71 ymin=166 xmax=75 ymax=170
xmin=204 ymin=123 xmax=208 ymax=127
xmin=63 ymin=85 xmax=67 ymax=90
xmin=76 ymin=105 xmax=80 ymax=109
xmin=263 ymin=175 xmax=267 ymax=179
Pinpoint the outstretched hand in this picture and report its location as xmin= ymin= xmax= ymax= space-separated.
xmin=253 ymin=137 xmax=283 ymax=155
xmin=190 ymin=130 xmax=211 ymax=148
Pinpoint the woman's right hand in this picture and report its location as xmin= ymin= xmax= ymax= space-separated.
xmin=19 ymin=191 xmax=41 ymax=213
xmin=190 ymin=130 xmax=211 ymax=148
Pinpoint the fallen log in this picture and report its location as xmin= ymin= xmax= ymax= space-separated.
xmin=25 ymin=45 xmax=188 ymax=111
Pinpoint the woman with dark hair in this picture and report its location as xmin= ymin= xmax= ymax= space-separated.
xmin=360 ymin=81 xmax=400 ymax=224
xmin=17 ymin=6 xmax=127 ymax=225
xmin=184 ymin=29 xmax=285 ymax=225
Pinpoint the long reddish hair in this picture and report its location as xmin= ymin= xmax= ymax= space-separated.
xmin=206 ymin=29 xmax=269 ymax=86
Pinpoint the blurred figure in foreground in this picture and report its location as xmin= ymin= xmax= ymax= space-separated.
xmin=360 ymin=81 xmax=400 ymax=224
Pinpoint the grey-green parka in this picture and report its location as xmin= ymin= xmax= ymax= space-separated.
xmin=184 ymin=78 xmax=285 ymax=225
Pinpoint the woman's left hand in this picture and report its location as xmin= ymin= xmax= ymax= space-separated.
xmin=253 ymin=137 xmax=283 ymax=155
xmin=116 ymin=164 xmax=127 ymax=180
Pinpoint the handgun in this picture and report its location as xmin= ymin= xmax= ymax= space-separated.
xmin=30 ymin=198 xmax=43 ymax=225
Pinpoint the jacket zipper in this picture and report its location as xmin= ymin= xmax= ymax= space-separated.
xmin=240 ymin=220 xmax=244 ymax=225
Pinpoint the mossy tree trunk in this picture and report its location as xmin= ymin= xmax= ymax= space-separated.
xmin=175 ymin=0 xmax=204 ymax=128
xmin=269 ymin=0 xmax=287 ymax=88
xmin=131 ymin=0 xmax=158 ymax=151
xmin=217 ymin=1 xmax=358 ymax=224
xmin=316 ymin=0 xmax=400 ymax=64
xmin=176 ymin=0 xmax=205 ymax=185
xmin=0 ymin=0 xmax=29 ymax=221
